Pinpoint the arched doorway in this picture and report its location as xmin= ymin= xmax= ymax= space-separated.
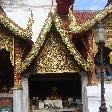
xmin=29 ymin=73 xmax=82 ymax=111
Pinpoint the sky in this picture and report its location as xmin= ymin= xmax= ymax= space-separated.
xmin=2 ymin=0 xmax=108 ymax=10
xmin=75 ymin=0 xmax=107 ymax=10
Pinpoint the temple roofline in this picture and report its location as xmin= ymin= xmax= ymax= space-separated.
xmin=19 ymin=5 xmax=112 ymax=73
xmin=0 ymin=6 xmax=5 ymax=14
xmin=0 ymin=6 xmax=33 ymax=39
xmin=106 ymin=0 xmax=112 ymax=7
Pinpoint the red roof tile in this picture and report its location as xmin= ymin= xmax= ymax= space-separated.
xmin=73 ymin=10 xmax=98 ymax=24
xmin=60 ymin=10 xmax=98 ymax=29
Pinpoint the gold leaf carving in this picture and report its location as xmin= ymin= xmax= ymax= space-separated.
xmin=37 ymin=33 xmax=79 ymax=73
xmin=0 ymin=34 xmax=13 ymax=65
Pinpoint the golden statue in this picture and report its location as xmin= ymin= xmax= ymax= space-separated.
xmin=47 ymin=86 xmax=60 ymax=100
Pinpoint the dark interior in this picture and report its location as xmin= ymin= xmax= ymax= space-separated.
xmin=0 ymin=49 xmax=14 ymax=92
xmin=95 ymin=46 xmax=110 ymax=65
xmin=29 ymin=73 xmax=81 ymax=100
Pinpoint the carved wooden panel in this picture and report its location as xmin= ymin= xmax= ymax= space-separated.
xmin=37 ymin=32 xmax=80 ymax=73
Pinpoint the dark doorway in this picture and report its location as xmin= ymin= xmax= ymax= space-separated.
xmin=0 ymin=49 xmax=14 ymax=93
xmin=29 ymin=73 xmax=81 ymax=100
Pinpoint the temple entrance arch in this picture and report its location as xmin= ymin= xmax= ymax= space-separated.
xmin=28 ymin=72 xmax=82 ymax=111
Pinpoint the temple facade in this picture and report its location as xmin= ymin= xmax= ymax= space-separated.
xmin=0 ymin=0 xmax=112 ymax=112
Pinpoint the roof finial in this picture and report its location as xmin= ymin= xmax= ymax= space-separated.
xmin=31 ymin=10 xmax=33 ymax=20
xmin=26 ymin=8 xmax=34 ymax=38
xmin=106 ymin=0 xmax=112 ymax=7
xmin=29 ymin=8 xmax=34 ymax=23
xmin=52 ymin=0 xmax=53 ymax=6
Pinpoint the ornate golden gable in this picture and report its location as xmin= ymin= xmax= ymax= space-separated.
xmin=36 ymin=31 xmax=80 ymax=73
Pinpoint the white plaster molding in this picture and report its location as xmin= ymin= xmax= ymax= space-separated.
xmin=22 ymin=77 xmax=29 ymax=112
xmin=80 ymin=71 xmax=89 ymax=112
xmin=13 ymin=88 xmax=23 ymax=112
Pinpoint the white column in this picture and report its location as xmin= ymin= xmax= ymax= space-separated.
xmin=80 ymin=71 xmax=89 ymax=112
xmin=13 ymin=87 xmax=23 ymax=112
xmin=22 ymin=77 xmax=29 ymax=112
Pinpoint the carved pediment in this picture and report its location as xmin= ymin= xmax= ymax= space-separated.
xmin=36 ymin=31 xmax=80 ymax=73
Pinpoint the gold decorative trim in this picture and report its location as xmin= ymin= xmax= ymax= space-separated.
xmin=69 ymin=4 xmax=112 ymax=33
xmin=36 ymin=33 xmax=80 ymax=73
xmin=0 ymin=12 xmax=33 ymax=39
xmin=93 ymin=37 xmax=98 ymax=56
xmin=103 ymin=12 xmax=112 ymax=49
xmin=19 ymin=12 xmax=52 ymax=73
xmin=12 ymin=86 xmax=22 ymax=90
xmin=19 ymin=11 xmax=88 ymax=73
xmin=14 ymin=39 xmax=22 ymax=87
xmin=68 ymin=8 xmax=78 ymax=27
xmin=53 ymin=13 xmax=88 ymax=71
xmin=0 ymin=34 xmax=13 ymax=65
xmin=19 ymin=4 xmax=112 ymax=73
xmin=109 ymin=51 xmax=112 ymax=64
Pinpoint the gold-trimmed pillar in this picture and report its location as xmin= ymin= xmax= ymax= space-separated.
xmin=87 ymin=31 xmax=97 ymax=85
xmin=13 ymin=38 xmax=22 ymax=88
xmin=13 ymin=38 xmax=23 ymax=112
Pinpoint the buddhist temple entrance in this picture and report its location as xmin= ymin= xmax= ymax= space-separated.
xmin=29 ymin=73 xmax=82 ymax=111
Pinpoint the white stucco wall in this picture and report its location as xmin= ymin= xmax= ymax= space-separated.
xmin=22 ymin=78 xmax=29 ymax=112
xmin=86 ymin=83 xmax=112 ymax=112
xmin=2 ymin=0 xmax=56 ymax=42
xmin=80 ymin=72 xmax=89 ymax=112
xmin=13 ymin=88 xmax=23 ymax=112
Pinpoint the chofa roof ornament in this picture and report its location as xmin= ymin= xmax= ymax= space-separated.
xmin=26 ymin=9 xmax=34 ymax=39
xmin=106 ymin=0 xmax=112 ymax=7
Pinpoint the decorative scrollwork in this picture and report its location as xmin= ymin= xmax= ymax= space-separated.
xmin=37 ymin=33 xmax=79 ymax=73
xmin=105 ymin=35 xmax=112 ymax=49
xmin=0 ymin=10 xmax=33 ymax=39
xmin=93 ymin=37 xmax=98 ymax=57
xmin=14 ymin=39 xmax=22 ymax=87
xmin=0 ymin=34 xmax=13 ymax=65
xmin=69 ymin=4 xmax=112 ymax=33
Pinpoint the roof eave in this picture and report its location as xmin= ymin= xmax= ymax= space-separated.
xmin=0 ymin=7 xmax=33 ymax=39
